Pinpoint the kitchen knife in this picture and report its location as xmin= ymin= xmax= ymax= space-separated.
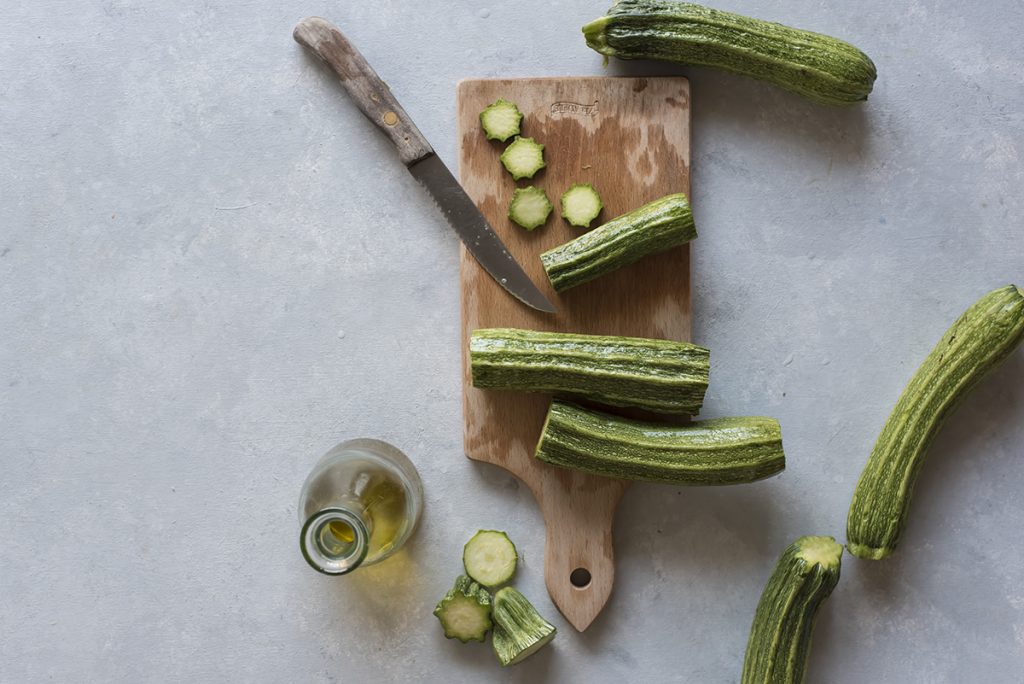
xmin=293 ymin=17 xmax=557 ymax=314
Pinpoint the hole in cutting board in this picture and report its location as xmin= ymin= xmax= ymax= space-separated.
xmin=570 ymin=567 xmax=592 ymax=589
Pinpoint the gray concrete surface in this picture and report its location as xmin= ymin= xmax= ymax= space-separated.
xmin=2 ymin=1 xmax=1022 ymax=681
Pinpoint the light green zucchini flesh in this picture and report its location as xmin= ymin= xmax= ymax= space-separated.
xmin=847 ymin=284 xmax=1024 ymax=560
xmin=463 ymin=530 xmax=518 ymax=587
xmin=582 ymin=1 xmax=876 ymax=106
xmin=535 ymin=400 xmax=785 ymax=485
xmin=470 ymin=328 xmax=710 ymax=414
xmin=508 ymin=186 xmax=553 ymax=230
xmin=561 ymin=183 xmax=604 ymax=228
xmin=540 ymin=192 xmax=696 ymax=293
xmin=491 ymin=587 xmax=556 ymax=666
xmin=741 ymin=536 xmax=842 ymax=684
xmin=500 ymin=136 xmax=546 ymax=180
xmin=480 ymin=98 xmax=523 ymax=142
xmin=433 ymin=575 xmax=493 ymax=643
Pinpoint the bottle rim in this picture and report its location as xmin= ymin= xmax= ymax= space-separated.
xmin=299 ymin=507 xmax=369 ymax=575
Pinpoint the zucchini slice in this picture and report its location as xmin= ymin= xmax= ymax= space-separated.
xmin=470 ymin=328 xmax=710 ymax=414
xmin=560 ymin=183 xmax=603 ymax=228
xmin=463 ymin=530 xmax=518 ymax=587
xmin=741 ymin=536 xmax=842 ymax=684
xmin=846 ymin=284 xmax=1024 ymax=560
xmin=433 ymin=575 xmax=493 ymax=643
xmin=582 ymin=1 xmax=877 ymax=106
xmin=508 ymin=186 xmax=553 ymax=230
xmin=491 ymin=587 xmax=556 ymax=666
xmin=500 ymin=136 xmax=546 ymax=180
xmin=535 ymin=400 xmax=785 ymax=485
xmin=479 ymin=98 xmax=523 ymax=142
xmin=540 ymin=193 xmax=696 ymax=292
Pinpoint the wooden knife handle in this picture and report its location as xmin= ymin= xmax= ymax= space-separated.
xmin=294 ymin=17 xmax=433 ymax=166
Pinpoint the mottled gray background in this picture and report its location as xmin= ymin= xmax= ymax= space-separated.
xmin=2 ymin=1 xmax=1022 ymax=681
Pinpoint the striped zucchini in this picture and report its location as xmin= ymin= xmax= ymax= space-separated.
xmin=491 ymin=587 xmax=556 ymax=666
xmin=535 ymin=400 xmax=785 ymax=485
xmin=540 ymin=193 xmax=696 ymax=293
xmin=847 ymin=284 xmax=1024 ymax=560
xmin=470 ymin=328 xmax=709 ymax=414
xmin=741 ymin=536 xmax=842 ymax=684
xmin=582 ymin=1 xmax=877 ymax=106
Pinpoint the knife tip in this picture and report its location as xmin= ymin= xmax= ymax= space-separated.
xmin=525 ymin=298 xmax=558 ymax=314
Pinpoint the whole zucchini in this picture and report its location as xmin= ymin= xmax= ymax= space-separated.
xmin=741 ymin=536 xmax=842 ymax=684
xmin=847 ymin=285 xmax=1024 ymax=560
xmin=535 ymin=400 xmax=785 ymax=485
xmin=470 ymin=328 xmax=710 ymax=414
xmin=583 ymin=1 xmax=877 ymax=106
xmin=540 ymin=193 xmax=696 ymax=293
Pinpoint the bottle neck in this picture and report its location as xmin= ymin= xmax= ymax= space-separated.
xmin=300 ymin=507 xmax=370 ymax=575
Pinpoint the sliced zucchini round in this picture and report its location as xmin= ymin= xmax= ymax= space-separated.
xmin=479 ymin=98 xmax=523 ymax=142
xmin=508 ymin=186 xmax=553 ymax=231
xmin=500 ymin=136 xmax=546 ymax=180
xmin=433 ymin=575 xmax=493 ymax=643
xmin=560 ymin=183 xmax=603 ymax=228
xmin=463 ymin=530 xmax=518 ymax=587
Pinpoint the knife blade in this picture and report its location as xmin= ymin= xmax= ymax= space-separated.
xmin=293 ymin=17 xmax=556 ymax=314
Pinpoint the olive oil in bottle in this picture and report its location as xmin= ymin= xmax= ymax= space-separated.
xmin=298 ymin=439 xmax=423 ymax=575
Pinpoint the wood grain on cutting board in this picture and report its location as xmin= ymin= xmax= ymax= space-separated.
xmin=457 ymin=77 xmax=691 ymax=631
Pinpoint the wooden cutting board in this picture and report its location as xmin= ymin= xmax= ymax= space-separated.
xmin=457 ymin=77 xmax=691 ymax=631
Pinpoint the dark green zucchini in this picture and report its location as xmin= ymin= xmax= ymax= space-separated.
xmin=847 ymin=284 xmax=1024 ymax=560
xmin=470 ymin=328 xmax=709 ymax=414
xmin=540 ymin=193 xmax=696 ymax=293
xmin=741 ymin=536 xmax=842 ymax=684
xmin=535 ymin=400 xmax=785 ymax=485
xmin=582 ymin=1 xmax=876 ymax=106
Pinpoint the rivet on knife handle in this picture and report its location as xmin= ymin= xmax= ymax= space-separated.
xmin=293 ymin=17 xmax=432 ymax=166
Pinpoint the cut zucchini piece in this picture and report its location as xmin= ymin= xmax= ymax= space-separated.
xmin=479 ymin=98 xmax=523 ymax=142
xmin=536 ymin=400 xmax=785 ymax=485
xmin=463 ymin=530 xmax=518 ymax=587
xmin=742 ymin=536 xmax=842 ymax=684
xmin=846 ymin=284 xmax=1024 ymax=559
xmin=500 ymin=136 xmax=546 ymax=180
xmin=433 ymin=575 xmax=493 ymax=643
xmin=491 ymin=587 xmax=556 ymax=666
xmin=560 ymin=183 xmax=603 ymax=228
xmin=470 ymin=328 xmax=710 ymax=414
xmin=508 ymin=187 xmax=553 ymax=230
xmin=540 ymin=193 xmax=696 ymax=292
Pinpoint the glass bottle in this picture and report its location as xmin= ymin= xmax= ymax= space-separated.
xmin=298 ymin=438 xmax=423 ymax=575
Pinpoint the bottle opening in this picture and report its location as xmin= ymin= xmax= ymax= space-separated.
xmin=301 ymin=508 xmax=368 ymax=575
xmin=318 ymin=520 xmax=356 ymax=557
xmin=329 ymin=520 xmax=356 ymax=543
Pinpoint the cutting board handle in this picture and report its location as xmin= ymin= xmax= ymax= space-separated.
xmin=293 ymin=17 xmax=433 ymax=166
xmin=536 ymin=472 xmax=627 ymax=632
